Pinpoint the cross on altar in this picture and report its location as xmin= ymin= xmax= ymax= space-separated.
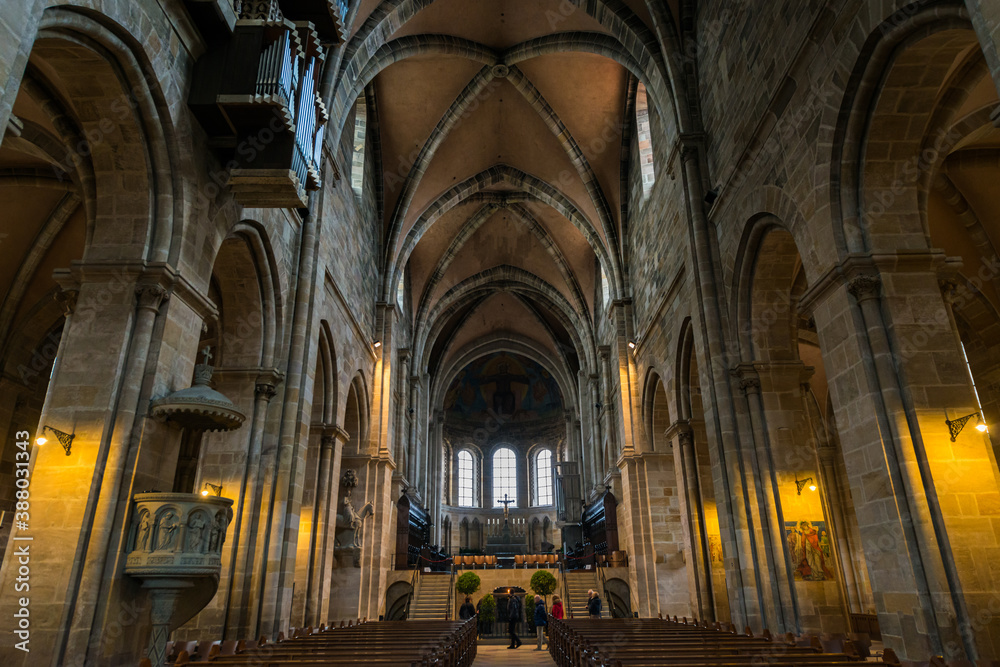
xmin=499 ymin=493 xmax=514 ymax=522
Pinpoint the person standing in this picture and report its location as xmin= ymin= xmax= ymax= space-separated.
xmin=551 ymin=595 xmax=564 ymax=620
xmin=533 ymin=595 xmax=548 ymax=650
xmin=459 ymin=595 xmax=476 ymax=620
xmin=506 ymin=594 xmax=522 ymax=649
xmin=587 ymin=590 xmax=602 ymax=619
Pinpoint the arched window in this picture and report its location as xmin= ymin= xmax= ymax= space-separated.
xmin=534 ymin=449 xmax=554 ymax=506
xmin=492 ymin=447 xmax=517 ymax=507
xmin=635 ymin=82 xmax=655 ymax=199
xmin=350 ymin=96 xmax=367 ymax=197
xmin=457 ymin=450 xmax=476 ymax=507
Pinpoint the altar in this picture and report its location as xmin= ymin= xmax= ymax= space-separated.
xmin=484 ymin=494 xmax=528 ymax=556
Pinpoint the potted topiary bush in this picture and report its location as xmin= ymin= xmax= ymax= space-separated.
xmin=478 ymin=593 xmax=496 ymax=637
xmin=530 ymin=569 xmax=558 ymax=602
xmin=456 ymin=571 xmax=481 ymax=596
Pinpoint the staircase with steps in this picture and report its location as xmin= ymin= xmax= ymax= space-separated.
xmin=408 ymin=573 xmax=453 ymax=620
xmin=565 ymin=570 xmax=599 ymax=619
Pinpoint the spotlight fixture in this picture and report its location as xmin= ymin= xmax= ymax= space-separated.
xmin=628 ymin=340 xmax=636 ymax=349
xmin=794 ymin=474 xmax=815 ymax=496
xmin=36 ymin=425 xmax=75 ymax=456
xmin=201 ymin=482 xmax=223 ymax=497
xmin=704 ymin=188 xmax=720 ymax=205
xmin=945 ymin=411 xmax=987 ymax=442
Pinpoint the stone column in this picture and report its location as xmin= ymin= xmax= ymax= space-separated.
xmin=305 ymin=429 xmax=336 ymax=626
xmin=679 ymin=135 xmax=758 ymax=631
xmin=406 ymin=374 xmax=421 ymax=484
xmin=815 ymin=443 xmax=864 ymax=616
xmin=260 ymin=199 xmax=321 ymax=638
xmin=225 ymin=377 xmax=278 ymax=638
xmin=587 ymin=371 xmax=601 ymax=488
xmin=71 ymin=282 xmax=170 ymax=665
xmin=670 ymin=421 xmax=714 ymax=621
xmin=731 ymin=364 xmax=797 ymax=634
xmin=598 ymin=346 xmax=615 ymax=481
xmin=845 ymin=273 xmax=948 ymax=655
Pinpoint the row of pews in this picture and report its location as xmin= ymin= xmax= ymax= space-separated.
xmin=546 ymin=615 xmax=893 ymax=667
xmin=142 ymin=618 xmax=477 ymax=667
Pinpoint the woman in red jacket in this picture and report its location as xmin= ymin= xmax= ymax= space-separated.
xmin=550 ymin=595 xmax=564 ymax=620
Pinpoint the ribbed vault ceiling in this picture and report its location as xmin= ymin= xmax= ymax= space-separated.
xmin=337 ymin=0 xmax=681 ymax=396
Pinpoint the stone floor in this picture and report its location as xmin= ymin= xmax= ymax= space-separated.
xmin=473 ymin=642 xmax=555 ymax=666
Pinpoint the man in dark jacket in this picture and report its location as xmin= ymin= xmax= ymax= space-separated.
xmin=459 ymin=596 xmax=475 ymax=620
xmin=587 ymin=590 xmax=602 ymax=619
xmin=506 ymin=595 xmax=522 ymax=648
xmin=533 ymin=595 xmax=548 ymax=650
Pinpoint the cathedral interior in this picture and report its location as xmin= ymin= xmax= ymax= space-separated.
xmin=1 ymin=0 xmax=1000 ymax=664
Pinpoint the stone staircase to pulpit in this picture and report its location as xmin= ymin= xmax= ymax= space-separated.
xmin=408 ymin=573 xmax=452 ymax=620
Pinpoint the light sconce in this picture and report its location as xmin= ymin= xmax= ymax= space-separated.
xmin=373 ymin=340 xmax=382 ymax=349
xmin=945 ymin=412 xmax=987 ymax=442
xmin=36 ymin=425 xmax=75 ymax=456
xmin=795 ymin=474 xmax=816 ymax=495
xmin=628 ymin=340 xmax=636 ymax=349
xmin=201 ymin=482 xmax=223 ymax=497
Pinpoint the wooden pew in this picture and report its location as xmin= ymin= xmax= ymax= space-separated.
xmin=546 ymin=616 xmax=883 ymax=667
xmin=171 ymin=618 xmax=477 ymax=667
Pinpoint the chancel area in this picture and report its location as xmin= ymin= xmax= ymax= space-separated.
xmin=1 ymin=0 xmax=1000 ymax=664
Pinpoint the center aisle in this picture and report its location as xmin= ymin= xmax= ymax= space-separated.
xmin=473 ymin=644 xmax=556 ymax=666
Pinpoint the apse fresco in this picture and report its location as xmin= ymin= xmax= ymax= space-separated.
xmin=785 ymin=520 xmax=835 ymax=581
xmin=444 ymin=353 xmax=563 ymax=422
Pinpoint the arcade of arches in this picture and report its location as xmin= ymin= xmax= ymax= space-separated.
xmin=0 ymin=0 xmax=1000 ymax=663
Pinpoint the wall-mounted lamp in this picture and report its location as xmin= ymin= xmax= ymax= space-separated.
xmin=36 ymin=425 xmax=75 ymax=456
xmin=794 ymin=474 xmax=816 ymax=495
xmin=201 ymin=482 xmax=223 ymax=497
xmin=945 ymin=412 xmax=987 ymax=441
xmin=373 ymin=340 xmax=382 ymax=349
xmin=595 ymin=402 xmax=602 ymax=410
xmin=627 ymin=340 xmax=636 ymax=349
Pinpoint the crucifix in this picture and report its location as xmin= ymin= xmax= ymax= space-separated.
xmin=201 ymin=345 xmax=213 ymax=365
xmin=499 ymin=493 xmax=514 ymax=523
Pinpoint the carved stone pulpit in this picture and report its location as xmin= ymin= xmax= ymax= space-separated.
xmin=125 ymin=492 xmax=234 ymax=666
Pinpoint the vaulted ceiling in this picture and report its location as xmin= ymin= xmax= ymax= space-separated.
xmin=336 ymin=0 xmax=682 ymax=402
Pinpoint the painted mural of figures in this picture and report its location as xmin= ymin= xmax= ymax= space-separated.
xmin=786 ymin=520 xmax=834 ymax=581
xmin=136 ymin=514 xmax=152 ymax=551
xmin=156 ymin=510 xmax=179 ymax=551
xmin=483 ymin=362 xmax=530 ymax=416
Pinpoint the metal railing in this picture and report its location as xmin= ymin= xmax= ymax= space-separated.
xmin=403 ymin=568 xmax=418 ymax=620
xmin=447 ymin=568 xmax=455 ymax=620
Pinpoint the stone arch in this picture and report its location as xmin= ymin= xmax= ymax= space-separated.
xmin=417 ymin=266 xmax=595 ymax=373
xmin=642 ymin=369 xmax=671 ymax=454
xmin=413 ymin=202 xmax=591 ymax=331
xmin=331 ymin=0 xmax=686 ymax=137
xmin=384 ymin=581 xmax=413 ymax=621
xmin=315 ymin=321 xmax=338 ymax=425
xmin=390 ymin=164 xmax=619 ymax=305
xmin=829 ymin=4 xmax=975 ymax=255
xmin=34 ymin=5 xmax=184 ymax=264
xmin=343 ymin=373 xmax=370 ymax=456
xmin=431 ymin=333 xmax=576 ymax=415
xmin=732 ymin=217 xmax=805 ymax=363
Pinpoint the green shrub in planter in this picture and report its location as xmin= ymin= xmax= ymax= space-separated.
xmin=479 ymin=593 xmax=496 ymax=624
xmin=456 ymin=571 xmax=481 ymax=596
xmin=530 ymin=570 xmax=558 ymax=598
